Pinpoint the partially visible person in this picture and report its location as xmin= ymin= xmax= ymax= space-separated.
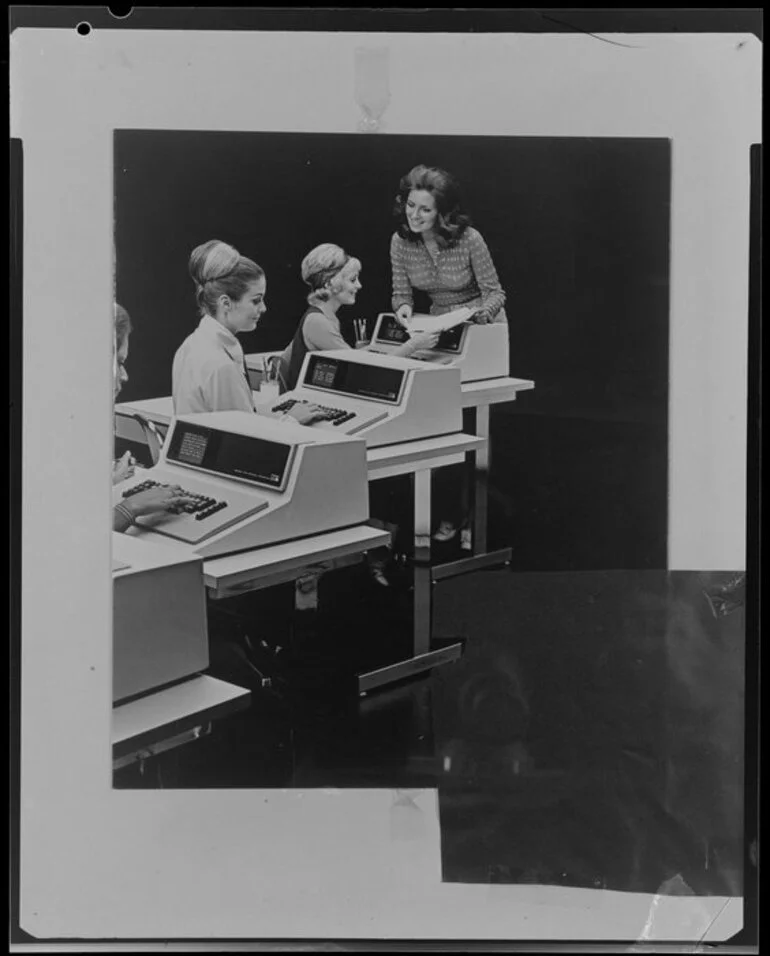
xmin=390 ymin=165 xmax=508 ymax=546
xmin=278 ymin=243 xmax=439 ymax=392
xmin=173 ymin=240 xmax=324 ymax=425
xmin=113 ymin=304 xmax=194 ymax=533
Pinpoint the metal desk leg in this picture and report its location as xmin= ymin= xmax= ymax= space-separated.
xmin=413 ymin=468 xmax=432 ymax=654
xmin=358 ymin=469 xmax=463 ymax=695
xmin=430 ymin=404 xmax=512 ymax=582
xmin=472 ymin=404 xmax=490 ymax=555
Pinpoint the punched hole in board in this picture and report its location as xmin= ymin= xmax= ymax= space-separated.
xmin=109 ymin=5 xmax=134 ymax=17
xmin=76 ymin=22 xmax=91 ymax=36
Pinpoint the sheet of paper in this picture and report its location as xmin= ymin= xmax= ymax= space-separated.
xmin=111 ymin=558 xmax=132 ymax=573
xmin=408 ymin=307 xmax=474 ymax=334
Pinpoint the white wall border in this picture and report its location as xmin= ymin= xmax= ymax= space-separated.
xmin=12 ymin=29 xmax=759 ymax=941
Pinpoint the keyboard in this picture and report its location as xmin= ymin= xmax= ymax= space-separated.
xmin=122 ymin=479 xmax=228 ymax=521
xmin=272 ymin=398 xmax=357 ymax=427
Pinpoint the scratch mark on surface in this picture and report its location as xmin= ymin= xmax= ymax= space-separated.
xmin=696 ymin=897 xmax=733 ymax=948
xmin=540 ymin=14 xmax=644 ymax=49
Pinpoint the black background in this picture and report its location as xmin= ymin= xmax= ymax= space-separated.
xmin=115 ymin=131 xmax=670 ymax=423
xmin=115 ymin=131 xmax=671 ymax=570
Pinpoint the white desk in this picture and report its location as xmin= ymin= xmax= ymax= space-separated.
xmin=113 ymin=396 xmax=497 ymax=693
xmin=112 ymin=674 xmax=251 ymax=770
xmin=461 ymin=375 xmax=535 ymax=409
xmin=112 ymin=527 xmax=390 ymax=774
xmin=115 ymin=395 xmax=174 ymax=431
xmin=197 ymin=434 xmax=487 ymax=695
xmin=202 ymin=525 xmax=391 ymax=600
xmin=358 ymin=431 xmax=486 ymax=694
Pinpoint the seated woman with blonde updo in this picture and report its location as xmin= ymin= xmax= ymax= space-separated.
xmin=279 ymin=244 xmax=438 ymax=587
xmin=278 ymin=243 xmax=439 ymax=392
xmin=173 ymin=239 xmax=324 ymax=425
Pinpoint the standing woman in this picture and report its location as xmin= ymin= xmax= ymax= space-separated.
xmin=173 ymin=240 xmax=322 ymax=424
xmin=390 ymin=165 xmax=508 ymax=546
xmin=390 ymin=164 xmax=507 ymax=327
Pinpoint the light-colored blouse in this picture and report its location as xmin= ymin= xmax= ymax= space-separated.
xmin=172 ymin=314 xmax=255 ymax=415
xmin=390 ymin=226 xmax=506 ymax=321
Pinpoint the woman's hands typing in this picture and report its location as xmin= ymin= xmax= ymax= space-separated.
xmin=123 ymin=485 xmax=197 ymax=519
xmin=287 ymin=403 xmax=327 ymax=426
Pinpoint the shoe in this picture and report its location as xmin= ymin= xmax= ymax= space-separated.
xmin=368 ymin=564 xmax=390 ymax=587
xmin=460 ymin=529 xmax=472 ymax=551
xmin=433 ymin=521 xmax=458 ymax=543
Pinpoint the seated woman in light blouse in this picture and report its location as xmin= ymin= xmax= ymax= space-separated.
xmin=390 ymin=165 xmax=508 ymax=546
xmin=278 ymin=243 xmax=438 ymax=393
xmin=173 ymin=240 xmax=323 ymax=425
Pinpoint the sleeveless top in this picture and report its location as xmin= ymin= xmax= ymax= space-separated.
xmin=281 ymin=307 xmax=318 ymax=393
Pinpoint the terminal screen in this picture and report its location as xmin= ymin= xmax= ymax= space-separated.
xmin=167 ymin=423 xmax=293 ymax=490
xmin=376 ymin=315 xmax=411 ymax=345
xmin=306 ymin=355 xmax=404 ymax=403
xmin=375 ymin=314 xmax=464 ymax=353
xmin=176 ymin=428 xmax=209 ymax=466
xmin=435 ymin=325 xmax=465 ymax=354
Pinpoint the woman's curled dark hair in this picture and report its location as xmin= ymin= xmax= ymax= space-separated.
xmin=393 ymin=164 xmax=471 ymax=246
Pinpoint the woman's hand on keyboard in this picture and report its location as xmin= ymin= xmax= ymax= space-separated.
xmin=286 ymin=403 xmax=327 ymax=426
xmin=124 ymin=485 xmax=196 ymax=518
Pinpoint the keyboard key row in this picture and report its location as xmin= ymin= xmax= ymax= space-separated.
xmin=272 ymin=399 xmax=356 ymax=426
xmin=122 ymin=479 xmax=228 ymax=516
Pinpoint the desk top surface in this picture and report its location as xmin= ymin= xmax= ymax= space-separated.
xmin=112 ymin=675 xmax=250 ymax=747
xmin=115 ymin=397 xmax=486 ymax=471
xmin=202 ymin=524 xmax=390 ymax=588
xmin=367 ymin=431 xmax=485 ymax=470
xmin=115 ymin=376 xmax=536 ymax=424
xmin=461 ymin=376 xmax=535 ymax=407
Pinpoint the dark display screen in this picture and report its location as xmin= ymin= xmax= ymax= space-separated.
xmin=305 ymin=354 xmax=404 ymax=403
xmin=375 ymin=314 xmax=465 ymax=354
xmin=376 ymin=315 xmax=411 ymax=345
xmin=166 ymin=423 xmax=293 ymax=489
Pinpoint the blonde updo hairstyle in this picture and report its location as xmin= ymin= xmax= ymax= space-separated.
xmin=301 ymin=243 xmax=361 ymax=306
xmin=189 ymin=239 xmax=264 ymax=317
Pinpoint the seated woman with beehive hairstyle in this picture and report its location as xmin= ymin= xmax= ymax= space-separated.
xmin=173 ymin=239 xmax=325 ymax=425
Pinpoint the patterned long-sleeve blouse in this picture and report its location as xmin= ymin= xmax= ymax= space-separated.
xmin=390 ymin=227 xmax=507 ymax=322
